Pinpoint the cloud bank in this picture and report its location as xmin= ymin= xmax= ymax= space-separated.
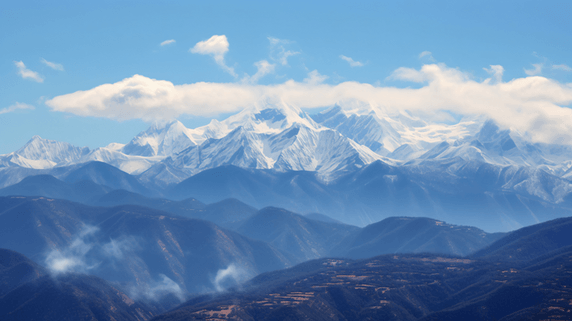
xmin=46 ymin=63 xmax=572 ymax=145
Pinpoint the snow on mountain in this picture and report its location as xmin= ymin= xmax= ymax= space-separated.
xmin=154 ymin=104 xmax=384 ymax=184
xmin=81 ymin=147 xmax=162 ymax=175
xmin=187 ymin=100 xmax=321 ymax=145
xmin=122 ymin=120 xmax=196 ymax=156
xmin=311 ymin=105 xmax=481 ymax=160
xmin=413 ymin=120 xmax=572 ymax=173
xmin=0 ymin=136 xmax=89 ymax=169
xmin=3 ymin=101 xmax=572 ymax=193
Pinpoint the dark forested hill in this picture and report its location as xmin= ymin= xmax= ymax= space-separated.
xmin=152 ymin=251 xmax=572 ymax=321
xmin=471 ymin=216 xmax=572 ymax=262
xmin=330 ymin=216 xmax=505 ymax=258
xmin=0 ymin=196 xmax=292 ymax=297
xmin=235 ymin=207 xmax=359 ymax=262
xmin=0 ymin=248 xmax=156 ymax=321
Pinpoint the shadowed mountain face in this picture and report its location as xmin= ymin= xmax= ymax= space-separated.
xmin=0 ymin=248 xmax=46 ymax=296
xmin=93 ymin=189 xmax=206 ymax=218
xmin=0 ymin=196 xmax=291 ymax=298
xmin=235 ymin=207 xmax=359 ymax=263
xmin=471 ymin=216 xmax=572 ymax=262
xmin=0 ymin=249 xmax=155 ymax=321
xmin=329 ymin=217 xmax=505 ymax=258
xmin=62 ymin=161 xmax=155 ymax=197
xmin=199 ymin=198 xmax=258 ymax=227
xmin=152 ymin=250 xmax=572 ymax=320
xmin=150 ymin=216 xmax=572 ymax=321
xmin=1 ymin=157 xmax=572 ymax=233
xmin=0 ymin=174 xmax=111 ymax=203
xmin=93 ymin=191 xmax=254 ymax=228
xmin=169 ymin=162 xmax=572 ymax=232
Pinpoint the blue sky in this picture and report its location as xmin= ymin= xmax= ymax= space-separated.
xmin=1 ymin=0 xmax=571 ymax=154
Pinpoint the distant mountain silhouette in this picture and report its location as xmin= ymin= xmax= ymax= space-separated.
xmin=93 ymin=189 xmax=205 ymax=217
xmin=330 ymin=217 xmax=505 ymax=258
xmin=199 ymin=198 xmax=258 ymax=227
xmin=168 ymin=163 xmax=572 ymax=232
xmin=63 ymin=161 xmax=155 ymax=196
xmin=471 ymin=216 xmax=572 ymax=262
xmin=235 ymin=207 xmax=359 ymax=262
xmin=0 ymin=174 xmax=110 ymax=203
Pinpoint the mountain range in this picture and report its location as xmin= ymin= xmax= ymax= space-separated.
xmin=152 ymin=216 xmax=572 ymax=321
xmin=1 ymin=195 xmax=570 ymax=320
xmin=2 ymin=103 xmax=572 ymax=231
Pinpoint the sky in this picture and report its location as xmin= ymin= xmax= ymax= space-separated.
xmin=1 ymin=0 xmax=571 ymax=154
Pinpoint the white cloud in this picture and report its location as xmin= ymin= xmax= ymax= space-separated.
xmin=524 ymin=63 xmax=543 ymax=76
xmin=388 ymin=66 xmax=432 ymax=82
xmin=40 ymin=58 xmax=64 ymax=71
xmin=14 ymin=61 xmax=44 ymax=82
xmin=304 ymin=70 xmax=328 ymax=84
xmin=553 ymin=64 xmax=572 ymax=72
xmin=483 ymin=65 xmax=504 ymax=84
xmin=213 ymin=264 xmax=247 ymax=292
xmin=268 ymin=37 xmax=299 ymax=66
xmin=242 ymin=60 xmax=275 ymax=84
xmin=45 ymin=225 xmax=99 ymax=274
xmin=129 ymin=274 xmax=185 ymax=302
xmin=340 ymin=55 xmax=364 ymax=67
xmin=419 ymin=51 xmax=436 ymax=61
xmin=160 ymin=39 xmax=176 ymax=46
xmin=46 ymin=63 xmax=572 ymax=145
xmin=0 ymin=102 xmax=35 ymax=115
xmin=190 ymin=35 xmax=236 ymax=76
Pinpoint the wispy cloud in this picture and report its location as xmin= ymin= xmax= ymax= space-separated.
xmin=160 ymin=39 xmax=176 ymax=46
xmin=45 ymin=225 xmax=100 ymax=274
xmin=46 ymin=63 xmax=572 ymax=145
xmin=41 ymin=58 xmax=64 ymax=71
xmin=242 ymin=60 xmax=275 ymax=84
xmin=524 ymin=63 xmax=543 ymax=76
xmin=553 ymin=64 xmax=572 ymax=72
xmin=213 ymin=264 xmax=248 ymax=292
xmin=129 ymin=274 xmax=185 ymax=302
xmin=268 ymin=37 xmax=299 ymax=66
xmin=0 ymin=102 xmax=35 ymax=115
xmin=14 ymin=61 xmax=44 ymax=82
xmin=419 ymin=51 xmax=436 ymax=61
xmin=190 ymin=35 xmax=236 ymax=77
xmin=340 ymin=55 xmax=364 ymax=67
xmin=483 ymin=65 xmax=504 ymax=84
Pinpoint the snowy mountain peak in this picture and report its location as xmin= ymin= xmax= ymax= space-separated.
xmin=122 ymin=120 xmax=196 ymax=157
xmin=5 ymin=135 xmax=90 ymax=169
xmin=187 ymin=101 xmax=321 ymax=146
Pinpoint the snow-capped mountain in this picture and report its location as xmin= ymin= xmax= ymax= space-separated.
xmin=0 ymin=136 xmax=89 ymax=169
xmin=3 ymin=102 xmax=572 ymax=230
xmin=141 ymin=103 xmax=385 ymax=186
xmin=311 ymin=105 xmax=482 ymax=160
xmin=2 ymin=101 xmax=572 ymax=194
xmin=122 ymin=120 xmax=197 ymax=156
